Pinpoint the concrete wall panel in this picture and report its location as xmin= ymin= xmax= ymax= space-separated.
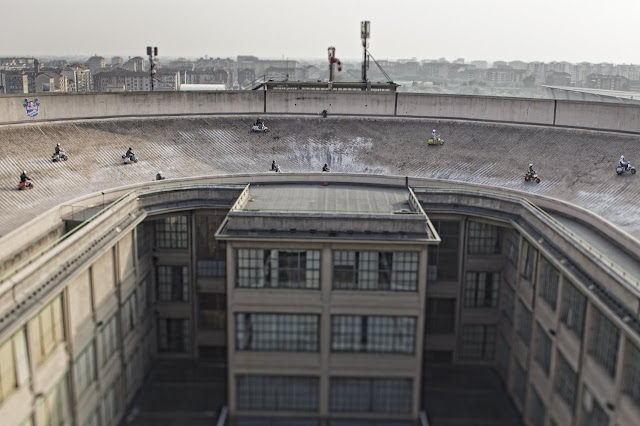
xmin=92 ymin=250 xmax=115 ymax=308
xmin=555 ymin=101 xmax=640 ymax=133
xmin=67 ymin=269 xmax=92 ymax=334
xmin=266 ymin=91 xmax=395 ymax=115
xmin=396 ymin=93 xmax=555 ymax=124
xmin=118 ymin=231 xmax=135 ymax=282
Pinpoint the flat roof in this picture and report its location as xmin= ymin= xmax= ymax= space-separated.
xmin=242 ymin=184 xmax=414 ymax=215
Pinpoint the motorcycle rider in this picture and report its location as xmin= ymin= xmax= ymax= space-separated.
xmin=156 ymin=171 xmax=165 ymax=181
xmin=20 ymin=169 xmax=30 ymax=184
xmin=527 ymin=163 xmax=536 ymax=176
xmin=322 ymin=110 xmax=328 ymax=119
xmin=255 ymin=117 xmax=264 ymax=128
xmin=322 ymin=163 xmax=330 ymax=172
xmin=271 ymin=160 xmax=278 ymax=171
xmin=432 ymin=129 xmax=437 ymax=141
xmin=54 ymin=143 xmax=62 ymax=155
xmin=620 ymin=155 xmax=630 ymax=170
xmin=125 ymin=147 xmax=135 ymax=159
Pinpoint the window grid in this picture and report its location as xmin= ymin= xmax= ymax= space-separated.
xmin=460 ymin=324 xmax=496 ymax=361
xmin=427 ymin=220 xmax=460 ymax=281
xmin=198 ymin=293 xmax=227 ymax=330
xmin=102 ymin=375 xmax=120 ymax=426
xmin=329 ymin=377 xmax=412 ymax=414
xmin=38 ymin=374 xmax=70 ymax=426
xmin=158 ymin=318 xmax=191 ymax=353
xmin=506 ymin=230 xmax=520 ymax=268
xmin=554 ymin=351 xmax=577 ymax=411
xmin=467 ymin=221 xmax=502 ymax=255
xmin=512 ymin=360 xmax=527 ymax=405
xmin=156 ymin=266 xmax=189 ymax=302
xmin=0 ymin=328 xmax=29 ymax=406
xmin=501 ymin=282 xmax=515 ymax=324
xmin=155 ymin=216 xmax=188 ymax=249
xmin=580 ymin=388 xmax=609 ymax=426
xmin=99 ymin=314 xmax=119 ymax=366
xmin=236 ymin=313 xmax=319 ymax=352
xmin=528 ymin=386 xmax=546 ymax=426
xmin=464 ymin=271 xmax=500 ymax=308
xmin=539 ymin=257 xmax=560 ymax=311
xmin=333 ymin=251 xmax=419 ymax=291
xmin=331 ymin=315 xmax=416 ymax=354
xmin=516 ymin=299 xmax=533 ymax=347
xmin=521 ymin=240 xmax=537 ymax=282
xmin=560 ymin=282 xmax=586 ymax=340
xmin=623 ymin=340 xmax=640 ymax=408
xmin=425 ymin=298 xmax=456 ymax=335
xmin=236 ymin=375 xmax=319 ymax=412
xmin=197 ymin=260 xmax=227 ymax=277
xmin=121 ymin=291 xmax=137 ymax=337
xmin=236 ymin=249 xmax=321 ymax=289
xmin=534 ymin=322 xmax=552 ymax=376
xmin=73 ymin=340 xmax=96 ymax=400
xmin=588 ymin=308 xmax=620 ymax=379
xmin=136 ymin=222 xmax=152 ymax=259
xmin=33 ymin=295 xmax=64 ymax=365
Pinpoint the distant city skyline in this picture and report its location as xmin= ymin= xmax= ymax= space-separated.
xmin=2 ymin=0 xmax=640 ymax=64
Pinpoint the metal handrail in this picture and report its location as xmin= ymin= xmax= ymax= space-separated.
xmin=413 ymin=185 xmax=640 ymax=290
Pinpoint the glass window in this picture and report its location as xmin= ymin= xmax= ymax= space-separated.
xmin=329 ymin=377 xmax=412 ymax=414
xmin=428 ymin=220 xmax=460 ymax=281
xmin=331 ymin=315 xmax=416 ymax=354
xmin=588 ymin=308 xmax=620 ymax=379
xmin=460 ymin=324 xmax=496 ymax=360
xmin=236 ymin=314 xmax=319 ymax=352
xmin=539 ymin=257 xmax=560 ymax=311
xmin=333 ymin=251 xmax=419 ymax=291
xmin=560 ymin=282 xmax=586 ymax=340
xmin=125 ymin=346 xmax=142 ymax=394
xmin=155 ymin=216 xmax=188 ymax=249
xmin=516 ymin=299 xmax=533 ymax=347
xmin=464 ymin=271 xmax=500 ymax=308
xmin=198 ymin=293 xmax=227 ymax=330
xmin=580 ymin=387 xmax=609 ymax=426
xmin=528 ymin=386 xmax=546 ymax=426
xmin=622 ymin=340 xmax=640 ymax=410
xmin=37 ymin=374 xmax=71 ymax=426
xmin=136 ymin=221 xmax=153 ymax=259
xmin=99 ymin=314 xmax=119 ymax=365
xmin=554 ymin=351 xmax=577 ymax=411
xmin=425 ymin=298 xmax=456 ymax=335
xmin=31 ymin=294 xmax=65 ymax=366
xmin=534 ymin=323 xmax=552 ymax=376
xmin=467 ymin=221 xmax=502 ymax=255
xmin=236 ymin=249 xmax=320 ymax=289
xmin=501 ymin=282 xmax=515 ymax=324
xmin=0 ymin=328 xmax=30 ymax=406
xmin=506 ymin=229 xmax=520 ymax=268
xmin=158 ymin=318 xmax=191 ymax=353
xmin=121 ymin=290 xmax=137 ymax=337
xmin=236 ymin=375 xmax=318 ymax=412
xmin=73 ymin=341 xmax=96 ymax=400
xmin=102 ymin=375 xmax=121 ymax=426
xmin=521 ymin=240 xmax=537 ymax=282
xmin=512 ymin=360 xmax=527 ymax=405
xmin=156 ymin=266 xmax=189 ymax=302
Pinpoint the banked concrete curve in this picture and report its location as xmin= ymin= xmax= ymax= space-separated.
xmin=0 ymin=115 xmax=639 ymax=240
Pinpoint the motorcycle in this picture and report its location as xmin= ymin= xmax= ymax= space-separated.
xmin=122 ymin=153 xmax=138 ymax=164
xmin=524 ymin=171 xmax=541 ymax=183
xmin=51 ymin=150 xmax=68 ymax=162
xmin=18 ymin=179 xmax=34 ymax=190
xmin=616 ymin=163 xmax=636 ymax=175
xmin=427 ymin=135 xmax=444 ymax=145
xmin=251 ymin=124 xmax=269 ymax=133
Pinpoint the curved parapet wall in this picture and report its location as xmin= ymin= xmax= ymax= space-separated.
xmin=4 ymin=91 xmax=640 ymax=133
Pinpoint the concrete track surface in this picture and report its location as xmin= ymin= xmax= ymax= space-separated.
xmin=1 ymin=115 xmax=640 ymax=238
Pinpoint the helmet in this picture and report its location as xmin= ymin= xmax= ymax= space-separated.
xmin=56 ymin=143 xmax=60 ymax=146
xmin=621 ymin=155 xmax=625 ymax=160
xmin=529 ymin=163 xmax=533 ymax=167
xmin=23 ymin=170 xmax=26 ymax=173
xmin=433 ymin=129 xmax=436 ymax=132
xmin=129 ymin=147 xmax=132 ymax=150
xmin=158 ymin=171 xmax=162 ymax=174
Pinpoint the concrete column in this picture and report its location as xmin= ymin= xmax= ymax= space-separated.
xmin=319 ymin=244 xmax=332 ymax=416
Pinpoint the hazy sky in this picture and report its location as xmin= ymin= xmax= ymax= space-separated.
xmin=3 ymin=0 xmax=639 ymax=64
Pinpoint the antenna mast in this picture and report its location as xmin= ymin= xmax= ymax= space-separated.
xmin=361 ymin=21 xmax=370 ymax=83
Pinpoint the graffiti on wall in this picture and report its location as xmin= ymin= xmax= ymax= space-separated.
xmin=23 ymin=98 xmax=40 ymax=117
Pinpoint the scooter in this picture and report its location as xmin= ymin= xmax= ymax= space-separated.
xmin=18 ymin=179 xmax=34 ymax=190
xmin=616 ymin=163 xmax=636 ymax=175
xmin=524 ymin=171 xmax=541 ymax=183
xmin=122 ymin=153 xmax=138 ymax=164
xmin=51 ymin=150 xmax=68 ymax=162
xmin=251 ymin=124 xmax=269 ymax=133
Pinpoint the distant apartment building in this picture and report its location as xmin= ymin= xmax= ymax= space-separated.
xmin=545 ymin=71 xmax=572 ymax=86
xmin=508 ymin=60 xmax=528 ymax=70
xmin=586 ymin=74 xmax=630 ymax=91
xmin=62 ymin=64 xmax=91 ymax=92
xmin=486 ymin=67 xmax=526 ymax=84
xmin=124 ymin=57 xmax=145 ymax=72
xmin=3 ymin=71 xmax=28 ymax=93
xmin=0 ymin=57 xmax=35 ymax=71
xmin=183 ymin=69 xmax=229 ymax=87
xmin=87 ymin=55 xmax=106 ymax=75
xmin=0 ymin=72 xmax=4 ymax=93
xmin=237 ymin=68 xmax=256 ymax=86
xmin=93 ymin=69 xmax=179 ymax=92
xmin=34 ymin=72 xmax=69 ymax=93
xmin=112 ymin=56 xmax=124 ymax=67
xmin=470 ymin=60 xmax=488 ymax=69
